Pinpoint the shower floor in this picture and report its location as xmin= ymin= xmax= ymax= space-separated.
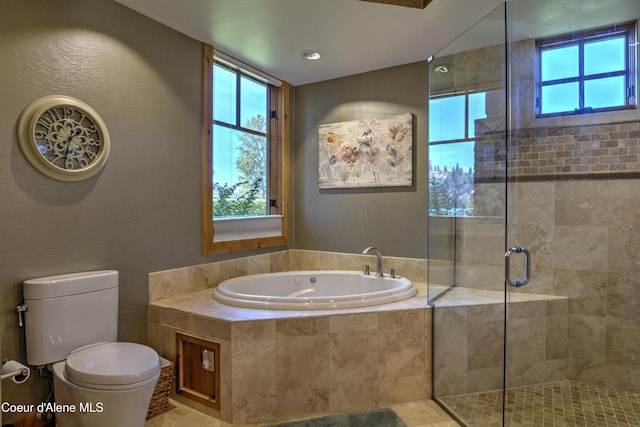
xmin=438 ymin=380 xmax=640 ymax=426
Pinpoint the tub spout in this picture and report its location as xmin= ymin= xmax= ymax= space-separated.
xmin=362 ymin=246 xmax=383 ymax=277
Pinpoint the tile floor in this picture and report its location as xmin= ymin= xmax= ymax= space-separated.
xmin=439 ymin=381 xmax=640 ymax=427
xmin=144 ymin=399 xmax=461 ymax=427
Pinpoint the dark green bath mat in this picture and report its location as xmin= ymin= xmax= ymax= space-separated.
xmin=266 ymin=408 xmax=408 ymax=427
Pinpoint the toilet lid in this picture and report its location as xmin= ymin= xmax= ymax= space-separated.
xmin=65 ymin=342 xmax=160 ymax=387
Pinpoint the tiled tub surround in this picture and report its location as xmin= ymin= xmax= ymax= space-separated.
xmin=148 ymin=249 xmax=432 ymax=424
xmin=149 ymin=250 xmax=573 ymax=424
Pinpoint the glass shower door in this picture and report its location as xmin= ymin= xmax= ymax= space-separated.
xmin=428 ymin=3 xmax=510 ymax=425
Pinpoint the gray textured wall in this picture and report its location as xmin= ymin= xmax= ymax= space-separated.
xmin=0 ymin=0 xmax=285 ymax=410
xmin=293 ymin=62 xmax=430 ymax=259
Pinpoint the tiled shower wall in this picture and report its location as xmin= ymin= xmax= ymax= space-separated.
xmin=434 ymin=31 xmax=640 ymax=394
xmin=475 ymin=123 xmax=640 ymax=178
xmin=454 ymin=150 xmax=640 ymax=393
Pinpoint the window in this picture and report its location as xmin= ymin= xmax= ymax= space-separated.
xmin=202 ymin=45 xmax=289 ymax=254
xmin=428 ymin=90 xmax=501 ymax=216
xmin=536 ymin=22 xmax=637 ymax=117
xmin=213 ymin=63 xmax=268 ymax=217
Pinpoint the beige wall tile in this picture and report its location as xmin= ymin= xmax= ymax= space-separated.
xmin=329 ymin=312 xmax=378 ymax=333
xmin=552 ymin=225 xmax=608 ymax=272
xmin=330 ymin=330 xmax=378 ymax=383
xmin=607 ymin=273 xmax=640 ymax=326
xmin=379 ymin=309 xmax=426 ymax=329
xmin=276 ymin=317 xmax=330 ymax=337
xmin=434 ymin=370 xmax=467 ymax=397
xmin=568 ymin=359 xmax=606 ymax=386
xmin=509 ymin=300 xmax=547 ymax=319
xmin=508 ymin=359 xmax=566 ymax=388
xmin=379 ymin=375 xmax=429 ymax=405
xmin=379 ymin=327 xmax=427 ymax=378
xmin=568 ymin=315 xmax=606 ymax=363
xmin=276 ymin=388 xmax=329 ymax=419
xmin=434 ymin=306 xmax=467 ymax=324
xmin=467 ymin=367 xmax=503 ymax=394
xmin=149 ymin=267 xmax=191 ymax=302
xmin=231 ymin=320 xmax=276 ymax=341
xmin=546 ymin=315 xmax=568 ymax=360
xmin=269 ymin=250 xmax=291 ymax=272
xmin=246 ymin=253 xmax=272 ymax=275
xmin=508 ymin=318 xmax=546 ymax=365
xmin=231 ymin=339 xmax=277 ymax=423
xmin=148 ymin=321 xmax=176 ymax=361
xmin=433 ymin=320 xmax=467 ymax=375
xmin=218 ymin=340 xmax=233 ymax=422
xmin=605 ymin=364 xmax=640 ymax=393
xmin=555 ymin=180 xmax=609 ymax=226
xmin=329 ymin=379 xmax=378 ymax=412
xmin=554 ymin=270 xmax=607 ymax=317
xmin=468 ymin=320 xmax=503 ymax=370
xmin=607 ymin=229 xmax=640 ymax=273
xmin=547 ymin=298 xmax=569 ymax=315
xmin=162 ymin=309 xmax=194 ymax=331
xmin=276 ymin=334 xmax=330 ymax=391
xmin=605 ymin=324 xmax=640 ymax=369
xmin=191 ymin=315 xmax=231 ymax=341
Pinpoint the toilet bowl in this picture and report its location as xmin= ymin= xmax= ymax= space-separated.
xmin=22 ymin=271 xmax=160 ymax=427
xmin=51 ymin=343 xmax=160 ymax=427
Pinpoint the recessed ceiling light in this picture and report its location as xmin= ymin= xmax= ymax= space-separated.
xmin=302 ymin=50 xmax=322 ymax=61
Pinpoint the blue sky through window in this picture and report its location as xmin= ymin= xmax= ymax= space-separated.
xmin=213 ymin=64 xmax=267 ymax=188
xmin=428 ymin=91 xmax=489 ymax=171
xmin=538 ymin=31 xmax=630 ymax=116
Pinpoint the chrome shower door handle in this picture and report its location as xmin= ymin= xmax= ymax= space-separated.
xmin=505 ymin=246 xmax=531 ymax=288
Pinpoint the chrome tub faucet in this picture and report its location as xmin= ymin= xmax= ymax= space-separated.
xmin=362 ymin=246 xmax=383 ymax=277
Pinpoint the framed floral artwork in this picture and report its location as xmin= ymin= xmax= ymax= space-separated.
xmin=318 ymin=113 xmax=413 ymax=189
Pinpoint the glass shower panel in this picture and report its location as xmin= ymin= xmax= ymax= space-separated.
xmin=428 ymin=4 xmax=508 ymax=425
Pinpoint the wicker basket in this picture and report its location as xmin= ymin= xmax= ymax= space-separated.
xmin=146 ymin=357 xmax=174 ymax=419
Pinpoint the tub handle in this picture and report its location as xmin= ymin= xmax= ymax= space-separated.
xmin=505 ymin=246 xmax=530 ymax=288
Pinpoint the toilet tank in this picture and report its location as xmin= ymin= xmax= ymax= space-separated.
xmin=23 ymin=270 xmax=119 ymax=367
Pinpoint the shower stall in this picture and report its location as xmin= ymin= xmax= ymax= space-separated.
xmin=428 ymin=1 xmax=640 ymax=425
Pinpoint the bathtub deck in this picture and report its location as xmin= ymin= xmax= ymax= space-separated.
xmin=152 ymin=283 xmax=565 ymax=323
xmin=151 ymin=282 xmax=431 ymax=322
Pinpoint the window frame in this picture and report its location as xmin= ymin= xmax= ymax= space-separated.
xmin=201 ymin=44 xmax=289 ymax=255
xmin=535 ymin=22 xmax=637 ymax=118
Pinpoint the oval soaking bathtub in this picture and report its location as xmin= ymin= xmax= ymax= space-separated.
xmin=212 ymin=270 xmax=417 ymax=310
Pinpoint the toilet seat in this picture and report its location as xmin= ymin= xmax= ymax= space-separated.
xmin=64 ymin=342 xmax=160 ymax=390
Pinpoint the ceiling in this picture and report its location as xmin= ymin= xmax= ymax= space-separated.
xmin=113 ymin=0 xmax=504 ymax=86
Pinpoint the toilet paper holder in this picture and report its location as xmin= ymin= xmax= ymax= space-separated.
xmin=1 ymin=359 xmax=30 ymax=384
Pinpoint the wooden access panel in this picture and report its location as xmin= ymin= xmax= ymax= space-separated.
xmin=175 ymin=332 xmax=220 ymax=410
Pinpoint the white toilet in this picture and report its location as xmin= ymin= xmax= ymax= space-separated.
xmin=23 ymin=270 xmax=160 ymax=427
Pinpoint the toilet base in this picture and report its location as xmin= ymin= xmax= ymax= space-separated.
xmin=51 ymin=362 xmax=159 ymax=427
